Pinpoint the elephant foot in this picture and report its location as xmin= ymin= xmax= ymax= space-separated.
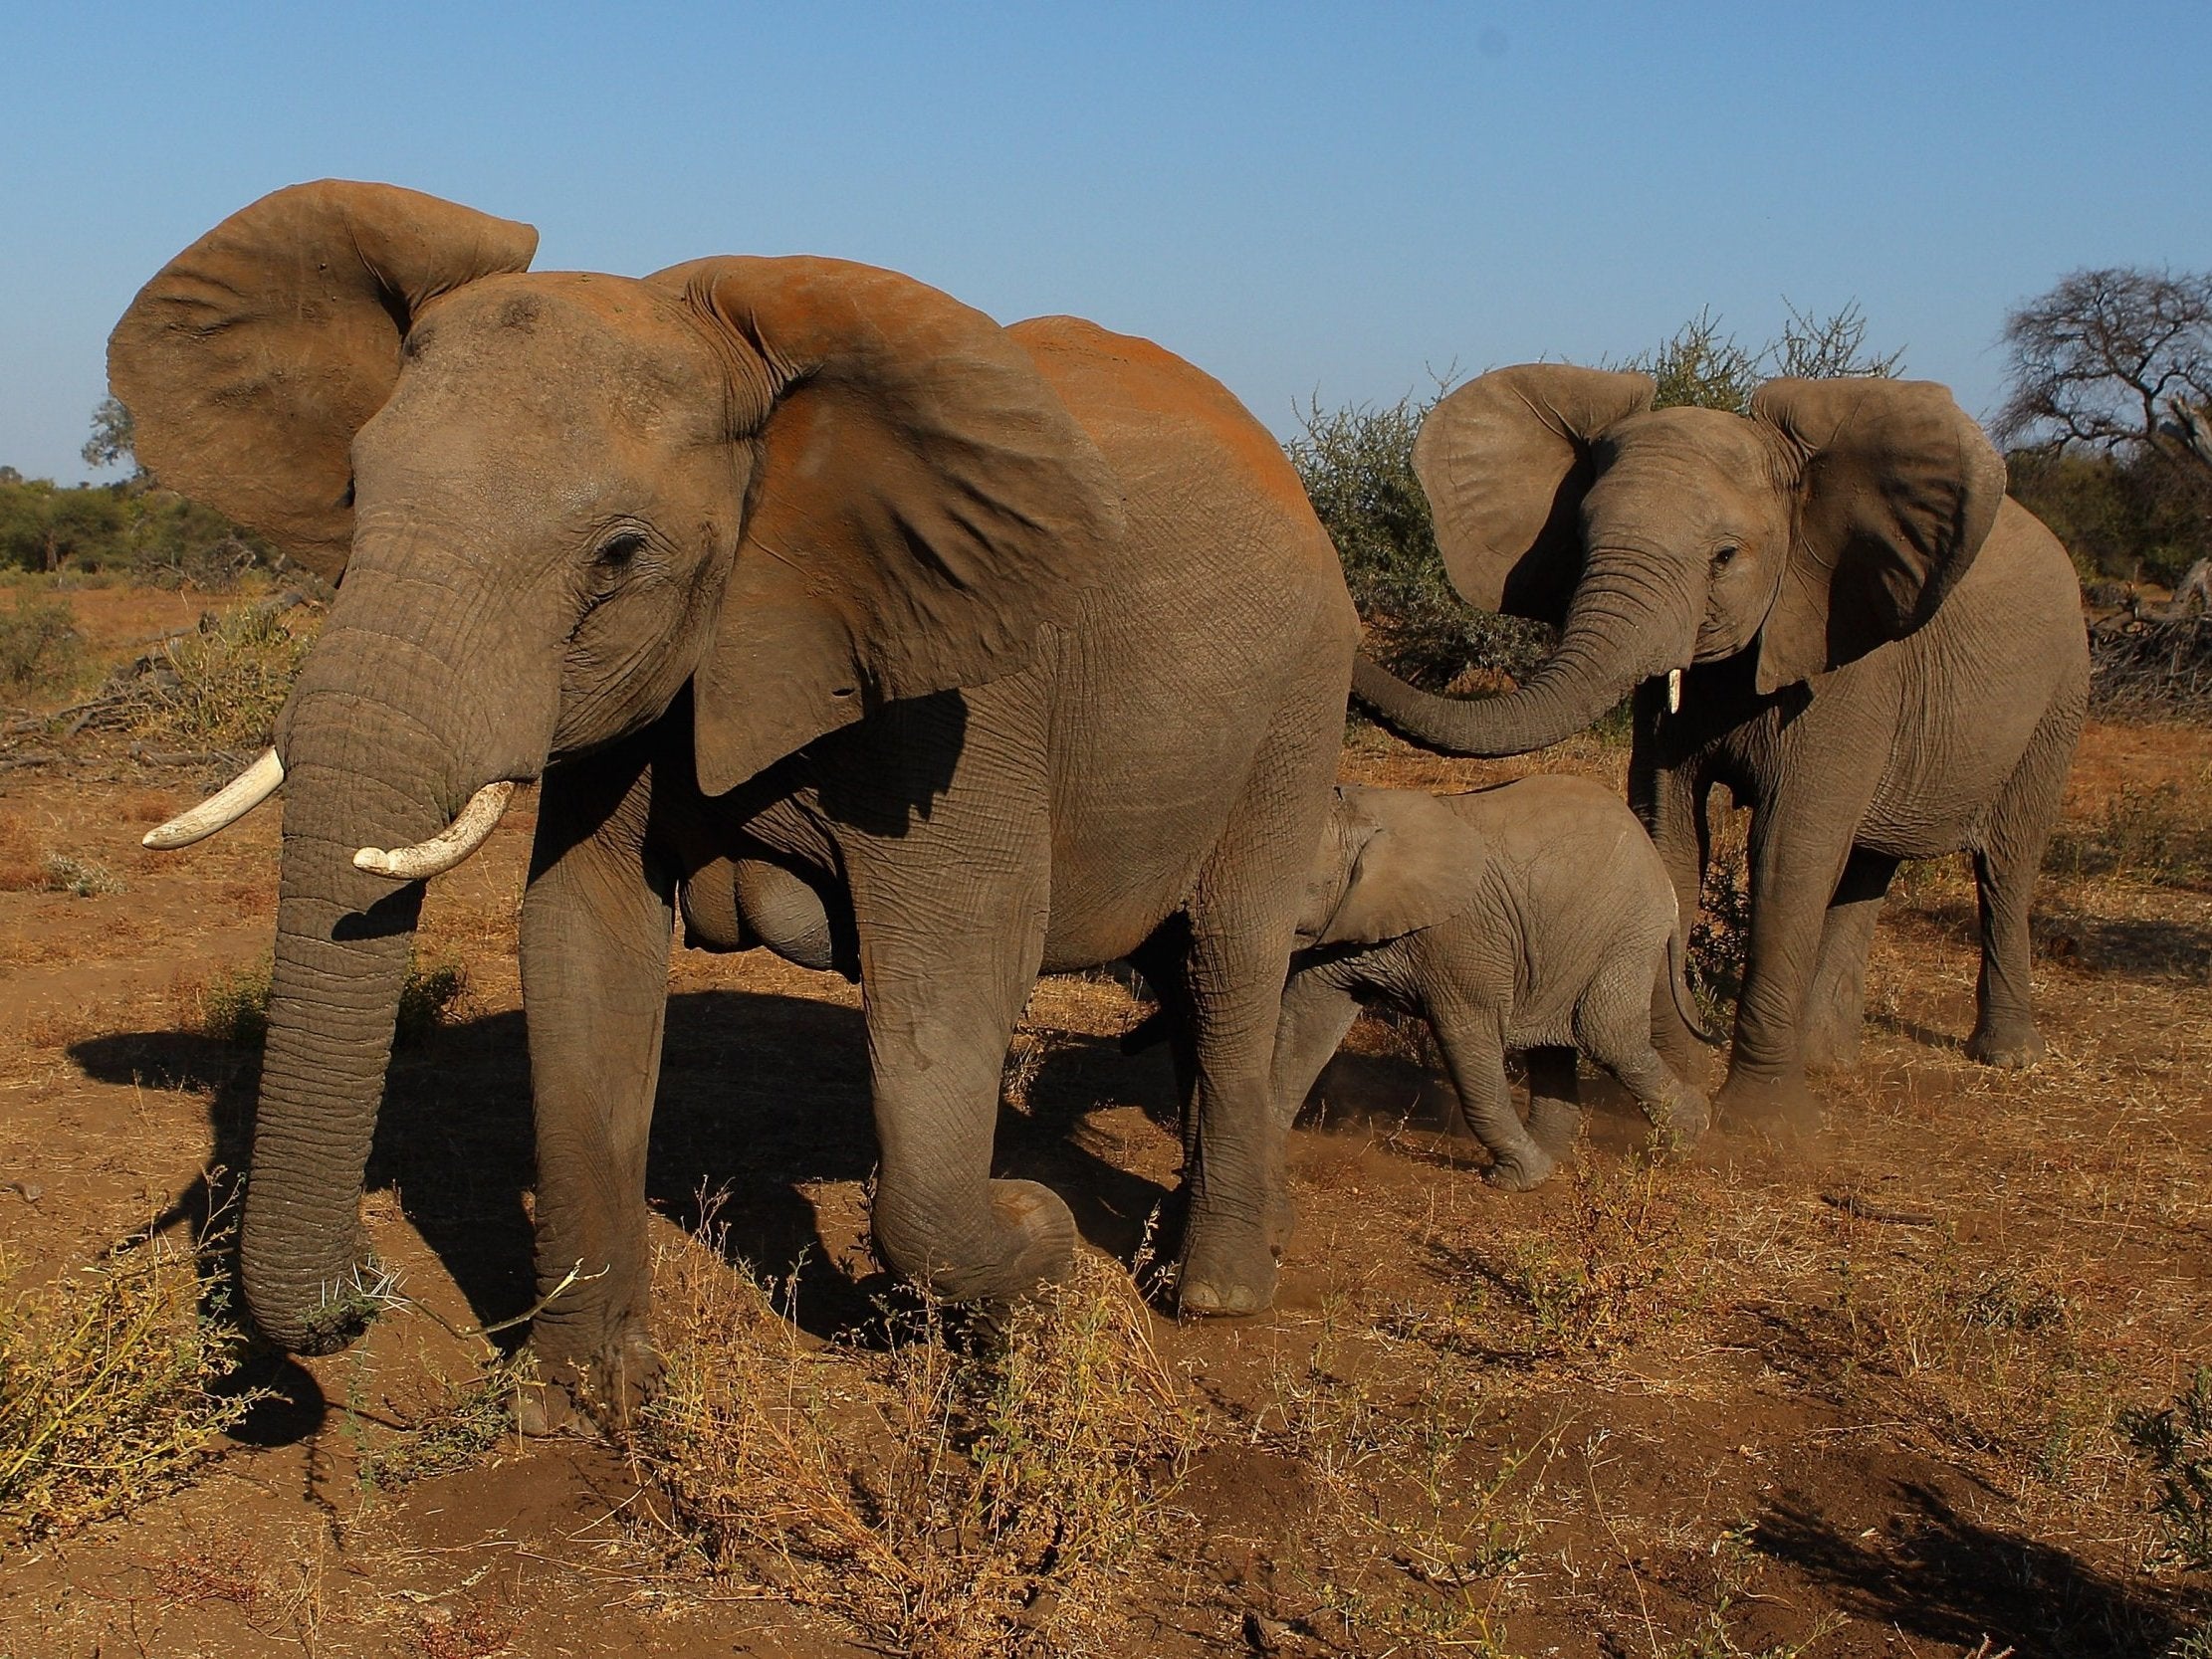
xmin=1653 ymin=1087 xmax=1711 ymax=1149
xmin=1176 ymin=1209 xmax=1280 ymax=1317
xmin=1715 ymin=1069 xmax=1820 ymax=1137
xmin=1482 ymin=1141 xmax=1557 ymax=1192
xmin=874 ymin=1177 xmax=1078 ymax=1307
xmin=1965 ymin=1022 xmax=2045 ymax=1070
xmin=1800 ymin=1021 xmax=1865 ymax=1075
xmin=517 ymin=1329 xmax=662 ymax=1439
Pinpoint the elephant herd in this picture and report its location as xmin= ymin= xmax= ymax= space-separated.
xmin=112 ymin=182 xmax=2089 ymax=1426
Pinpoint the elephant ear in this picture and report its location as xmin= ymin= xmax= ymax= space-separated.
xmin=107 ymin=181 xmax=539 ymax=582
xmin=1412 ymin=363 xmax=1655 ymax=627
xmin=656 ymin=256 xmax=1124 ymax=795
xmin=1314 ymin=786 xmax=1486 ymax=948
xmin=1750 ymin=376 xmax=2005 ymax=694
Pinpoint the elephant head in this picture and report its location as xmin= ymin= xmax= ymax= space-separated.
xmin=1352 ymin=362 xmax=2007 ymax=754
xmin=111 ymin=181 xmax=1120 ymax=1351
xmin=1297 ymin=785 xmax=1485 ymax=947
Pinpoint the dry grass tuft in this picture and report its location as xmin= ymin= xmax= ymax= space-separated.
xmin=0 ymin=1227 xmax=261 ymax=1538
xmin=353 ymin=1354 xmax=533 ymax=1492
xmin=637 ymin=1219 xmax=1202 ymax=1657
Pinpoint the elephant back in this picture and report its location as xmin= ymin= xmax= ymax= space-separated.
xmin=1007 ymin=316 xmax=1336 ymax=574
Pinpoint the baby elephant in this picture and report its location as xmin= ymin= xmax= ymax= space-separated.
xmin=1275 ymin=778 xmax=1714 ymax=1188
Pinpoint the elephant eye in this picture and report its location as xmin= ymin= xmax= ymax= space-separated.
xmin=1712 ymin=543 xmax=1739 ymax=569
xmin=596 ymin=530 xmax=648 ymax=568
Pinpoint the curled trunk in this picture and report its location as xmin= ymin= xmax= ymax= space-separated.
xmin=1353 ymin=565 xmax=1691 ymax=757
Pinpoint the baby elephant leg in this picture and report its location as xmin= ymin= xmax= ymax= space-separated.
xmin=1580 ymin=954 xmax=1710 ymax=1149
xmin=1523 ymin=1046 xmax=1582 ymax=1160
xmin=1432 ymin=999 xmax=1555 ymax=1190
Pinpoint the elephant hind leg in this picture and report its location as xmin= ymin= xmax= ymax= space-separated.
xmin=1579 ymin=950 xmax=1708 ymax=1149
xmin=1966 ymin=696 xmax=2081 ymax=1069
xmin=1801 ymin=848 xmax=1899 ymax=1074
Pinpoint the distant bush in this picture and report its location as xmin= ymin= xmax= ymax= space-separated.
xmin=0 ymin=476 xmax=278 ymax=590
xmin=0 ymin=595 xmax=85 ymax=695
xmin=2009 ymin=446 xmax=2212 ymax=589
xmin=134 ymin=604 xmax=316 ymax=751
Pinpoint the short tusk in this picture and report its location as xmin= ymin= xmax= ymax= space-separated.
xmin=1667 ymin=668 xmax=1683 ymax=715
xmin=142 ymin=747 xmax=285 ymax=849
xmin=353 ymin=781 xmax=516 ymax=882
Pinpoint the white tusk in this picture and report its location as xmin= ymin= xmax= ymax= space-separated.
xmin=352 ymin=781 xmax=516 ymax=882
xmin=142 ymin=747 xmax=285 ymax=849
xmin=1667 ymin=668 xmax=1683 ymax=715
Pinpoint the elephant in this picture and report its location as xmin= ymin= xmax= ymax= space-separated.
xmin=111 ymin=181 xmax=1358 ymax=1417
xmin=1264 ymin=778 xmax=1712 ymax=1188
xmin=1350 ymin=365 xmax=2089 ymax=1118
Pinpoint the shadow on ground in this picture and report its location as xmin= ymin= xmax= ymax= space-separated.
xmin=1756 ymin=1480 xmax=2190 ymax=1658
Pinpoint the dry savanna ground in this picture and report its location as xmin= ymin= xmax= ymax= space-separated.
xmin=1 ymin=578 xmax=2209 ymax=1659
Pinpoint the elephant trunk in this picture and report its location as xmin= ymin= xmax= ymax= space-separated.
xmin=1353 ymin=557 xmax=1696 ymax=758
xmin=238 ymin=554 xmax=553 ymax=1352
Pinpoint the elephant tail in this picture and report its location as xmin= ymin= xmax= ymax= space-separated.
xmin=1667 ymin=926 xmax=1727 ymax=1048
xmin=1120 ymin=1003 xmax=1172 ymax=1056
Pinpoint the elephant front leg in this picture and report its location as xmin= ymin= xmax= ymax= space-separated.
xmin=517 ymin=749 xmax=673 ymax=1433
xmin=1523 ymin=1046 xmax=1584 ymax=1159
xmin=855 ymin=874 xmax=1070 ymax=1306
xmin=1721 ymin=795 xmax=1870 ymax=1125
xmin=1268 ymin=965 xmax=1363 ymax=1133
xmin=1801 ymin=849 xmax=1897 ymax=1073
xmin=1432 ymin=997 xmax=1553 ymax=1190
xmin=1634 ymin=747 xmax=1716 ymax=1087
xmin=1965 ymin=703 xmax=2076 ymax=1068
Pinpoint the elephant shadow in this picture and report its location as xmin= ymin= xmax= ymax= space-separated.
xmin=69 ymin=985 xmax=1176 ymax=1356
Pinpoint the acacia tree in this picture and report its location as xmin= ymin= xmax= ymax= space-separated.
xmin=1995 ymin=268 xmax=2212 ymax=465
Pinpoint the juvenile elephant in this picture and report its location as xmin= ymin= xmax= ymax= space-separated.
xmin=112 ymin=182 xmax=1357 ymax=1414
xmin=1352 ymin=366 xmax=2089 ymax=1117
xmin=1271 ymin=779 xmax=1712 ymax=1188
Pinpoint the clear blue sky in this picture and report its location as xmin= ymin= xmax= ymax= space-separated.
xmin=7 ymin=2 xmax=2209 ymax=484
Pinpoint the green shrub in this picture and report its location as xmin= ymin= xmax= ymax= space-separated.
xmin=0 ymin=596 xmax=85 ymax=696
xmin=1287 ymin=393 xmax=1554 ymax=691
xmin=193 ymin=951 xmax=469 ymax=1050
xmin=137 ymin=605 xmax=315 ymax=751
xmin=2120 ymin=1367 xmax=2212 ymax=1574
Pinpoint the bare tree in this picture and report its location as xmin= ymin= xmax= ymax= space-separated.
xmin=1995 ymin=267 xmax=2212 ymax=470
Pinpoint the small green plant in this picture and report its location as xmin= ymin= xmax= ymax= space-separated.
xmin=0 ymin=595 xmax=84 ymax=696
xmin=2051 ymin=781 xmax=2212 ymax=886
xmin=0 ymin=1226 xmax=264 ymax=1538
xmin=2120 ymin=1367 xmax=2212 ymax=1574
xmin=1688 ymin=846 xmax=1752 ymax=1020
xmin=355 ymin=1353 xmax=532 ymax=1490
xmin=38 ymin=852 xmax=123 ymax=897
xmin=190 ymin=951 xmax=468 ymax=1050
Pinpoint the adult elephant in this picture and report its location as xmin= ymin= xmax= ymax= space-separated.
xmin=1351 ymin=364 xmax=2087 ymax=1116
xmin=113 ymin=182 xmax=1356 ymax=1413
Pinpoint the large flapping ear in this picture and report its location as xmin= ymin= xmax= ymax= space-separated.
xmin=1749 ymin=377 xmax=2005 ymax=693
xmin=654 ymin=256 xmax=1124 ymax=795
xmin=107 ymin=182 xmax=538 ymax=582
xmin=1314 ymin=786 xmax=1487 ymax=948
xmin=1412 ymin=364 xmax=1655 ymax=627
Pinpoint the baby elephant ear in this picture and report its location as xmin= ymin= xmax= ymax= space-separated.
xmin=1413 ymin=364 xmax=1655 ymax=626
xmin=657 ymin=256 xmax=1125 ymax=794
xmin=1315 ymin=787 xmax=1487 ymax=948
xmin=108 ymin=181 xmax=538 ymax=582
xmin=1750 ymin=376 xmax=2006 ymax=694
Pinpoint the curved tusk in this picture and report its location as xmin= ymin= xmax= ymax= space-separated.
xmin=142 ymin=747 xmax=285 ymax=849
xmin=1667 ymin=668 xmax=1683 ymax=715
xmin=353 ymin=781 xmax=516 ymax=882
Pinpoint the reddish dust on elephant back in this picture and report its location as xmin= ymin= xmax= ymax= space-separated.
xmin=4 ymin=579 xmax=2211 ymax=1657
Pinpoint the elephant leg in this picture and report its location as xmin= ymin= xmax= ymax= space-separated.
xmin=1268 ymin=965 xmax=1362 ymax=1134
xmin=1722 ymin=764 xmax=1879 ymax=1122
xmin=1966 ymin=700 xmax=2078 ymax=1068
xmin=1176 ymin=649 xmax=1345 ymax=1316
xmin=517 ymin=741 xmax=673 ymax=1429
xmin=1432 ymin=997 xmax=1552 ymax=1189
xmin=1523 ymin=1046 xmax=1583 ymax=1159
xmin=1634 ymin=748 xmax=1716 ymax=1086
xmin=1577 ymin=951 xmax=1708 ymax=1150
xmin=1801 ymin=848 xmax=1899 ymax=1073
